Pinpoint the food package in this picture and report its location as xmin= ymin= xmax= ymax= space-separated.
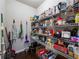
xmin=70 ymin=36 xmax=79 ymax=42
xmin=47 ymin=38 xmax=52 ymax=47
xmin=75 ymin=13 xmax=79 ymax=23
xmin=30 ymin=17 xmax=35 ymax=21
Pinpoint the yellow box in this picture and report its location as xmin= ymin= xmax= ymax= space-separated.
xmin=75 ymin=13 xmax=79 ymax=23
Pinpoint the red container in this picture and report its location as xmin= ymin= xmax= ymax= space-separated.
xmin=54 ymin=44 xmax=68 ymax=54
xmin=36 ymin=49 xmax=48 ymax=56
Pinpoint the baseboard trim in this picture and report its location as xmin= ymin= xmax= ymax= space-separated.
xmin=15 ymin=48 xmax=25 ymax=54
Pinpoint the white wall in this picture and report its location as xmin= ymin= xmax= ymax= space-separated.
xmin=4 ymin=0 xmax=75 ymax=53
xmin=0 ymin=0 xmax=6 ymax=28
xmin=37 ymin=0 xmax=74 ymax=15
xmin=5 ymin=0 xmax=36 ymax=52
xmin=0 ymin=0 xmax=5 ymax=32
xmin=0 ymin=0 xmax=5 ymax=13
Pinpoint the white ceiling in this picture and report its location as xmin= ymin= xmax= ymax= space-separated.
xmin=16 ymin=0 xmax=45 ymax=8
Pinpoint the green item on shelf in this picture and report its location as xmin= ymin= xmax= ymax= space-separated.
xmin=49 ymin=19 xmax=53 ymax=26
xmin=44 ymin=17 xmax=50 ymax=20
xmin=33 ymin=15 xmax=39 ymax=20
xmin=75 ymin=13 xmax=79 ymax=23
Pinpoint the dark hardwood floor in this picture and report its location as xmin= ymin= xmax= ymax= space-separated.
xmin=15 ymin=51 xmax=39 ymax=59
xmin=14 ymin=51 xmax=67 ymax=59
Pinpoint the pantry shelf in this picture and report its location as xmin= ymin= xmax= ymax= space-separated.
xmin=39 ymin=15 xmax=53 ymax=21
xmin=31 ymin=20 xmax=39 ymax=23
xmin=32 ymin=27 xmax=39 ymax=29
xmin=32 ymin=26 xmax=48 ymax=29
xmin=32 ymin=36 xmax=74 ymax=59
xmin=32 ymin=33 xmax=49 ymax=37
xmin=39 ymin=13 xmax=60 ymax=22
xmin=31 ymin=13 xmax=60 ymax=23
xmin=54 ymin=23 xmax=79 ymax=28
